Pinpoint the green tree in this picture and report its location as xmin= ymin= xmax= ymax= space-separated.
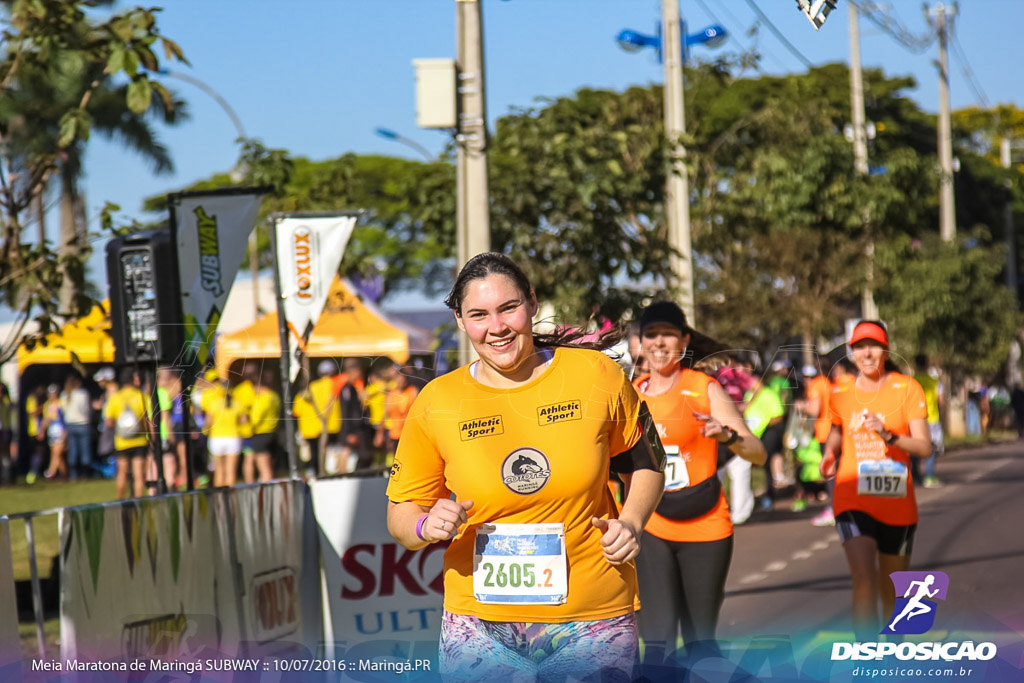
xmin=0 ymin=0 xmax=187 ymax=362
xmin=876 ymin=231 xmax=1020 ymax=378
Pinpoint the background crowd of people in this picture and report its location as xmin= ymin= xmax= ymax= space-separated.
xmin=0 ymin=356 xmax=426 ymax=497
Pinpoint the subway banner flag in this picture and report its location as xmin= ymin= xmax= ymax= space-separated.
xmin=172 ymin=189 xmax=265 ymax=365
xmin=274 ymin=213 xmax=359 ymax=381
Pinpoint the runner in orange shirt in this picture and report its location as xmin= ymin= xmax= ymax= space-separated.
xmin=383 ymin=366 xmax=418 ymax=455
xmin=632 ymin=301 xmax=765 ymax=670
xmin=386 ymin=253 xmax=666 ymax=682
xmin=820 ymin=320 xmax=932 ymax=640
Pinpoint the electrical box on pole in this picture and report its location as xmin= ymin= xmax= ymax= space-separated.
xmin=413 ymin=58 xmax=457 ymax=128
xmin=106 ymin=230 xmax=185 ymax=366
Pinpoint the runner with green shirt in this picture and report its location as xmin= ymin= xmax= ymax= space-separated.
xmin=912 ymin=355 xmax=944 ymax=488
xmin=744 ymin=378 xmax=786 ymax=511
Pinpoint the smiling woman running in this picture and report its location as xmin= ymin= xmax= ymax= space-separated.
xmin=631 ymin=301 xmax=765 ymax=671
xmin=821 ymin=320 xmax=932 ymax=640
xmin=385 ymin=252 xmax=667 ymax=682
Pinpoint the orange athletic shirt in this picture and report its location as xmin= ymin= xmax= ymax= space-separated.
xmin=385 ymin=385 xmax=419 ymax=440
xmin=830 ymin=372 xmax=927 ymax=526
xmin=807 ymin=375 xmax=834 ymax=443
xmin=634 ymin=369 xmax=732 ymax=542
xmin=387 ymin=348 xmax=643 ymax=623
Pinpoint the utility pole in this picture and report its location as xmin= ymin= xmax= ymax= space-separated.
xmin=662 ymin=0 xmax=696 ymax=323
xmin=931 ymin=3 xmax=957 ymax=242
xmin=1003 ymin=136 xmax=1017 ymax=300
xmin=849 ymin=1 xmax=877 ymax=320
xmin=455 ymin=0 xmax=490 ymax=366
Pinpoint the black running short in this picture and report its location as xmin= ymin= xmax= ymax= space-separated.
xmin=115 ymin=446 xmax=148 ymax=460
xmin=835 ymin=510 xmax=916 ymax=556
xmin=250 ymin=431 xmax=278 ymax=454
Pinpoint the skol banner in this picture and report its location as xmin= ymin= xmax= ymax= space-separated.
xmin=59 ymin=493 xmax=222 ymax=662
xmin=274 ymin=213 xmax=359 ymax=380
xmin=311 ymin=477 xmax=443 ymax=663
xmin=222 ymin=480 xmax=321 ymax=657
xmin=0 ymin=518 xmax=21 ymax=673
xmin=172 ymin=189 xmax=265 ymax=365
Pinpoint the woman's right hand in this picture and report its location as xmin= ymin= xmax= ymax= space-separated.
xmin=421 ymin=499 xmax=474 ymax=543
xmin=820 ymin=450 xmax=836 ymax=478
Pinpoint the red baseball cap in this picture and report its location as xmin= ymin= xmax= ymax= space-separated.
xmin=849 ymin=321 xmax=889 ymax=347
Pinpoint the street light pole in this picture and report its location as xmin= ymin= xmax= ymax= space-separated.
xmin=455 ymin=0 xmax=491 ymax=366
xmin=661 ymin=0 xmax=695 ymax=323
xmin=848 ymin=2 xmax=878 ymax=320
xmin=374 ymin=128 xmax=435 ymax=162
xmin=931 ymin=3 xmax=957 ymax=242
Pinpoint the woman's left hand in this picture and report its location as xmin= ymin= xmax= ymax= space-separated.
xmin=591 ymin=517 xmax=641 ymax=565
xmin=694 ymin=412 xmax=728 ymax=441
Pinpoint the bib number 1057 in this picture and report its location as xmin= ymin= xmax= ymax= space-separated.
xmin=479 ymin=561 xmax=554 ymax=589
xmin=856 ymin=459 xmax=907 ymax=497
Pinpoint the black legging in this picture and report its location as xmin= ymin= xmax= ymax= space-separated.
xmin=636 ymin=532 xmax=733 ymax=667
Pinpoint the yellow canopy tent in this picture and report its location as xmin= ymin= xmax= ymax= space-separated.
xmin=214 ymin=277 xmax=410 ymax=377
xmin=16 ymin=301 xmax=114 ymax=372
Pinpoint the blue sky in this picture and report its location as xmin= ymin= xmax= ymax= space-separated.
xmin=67 ymin=0 xmax=1024 ymax=307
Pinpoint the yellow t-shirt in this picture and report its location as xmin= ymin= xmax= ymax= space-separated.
xmin=306 ymin=376 xmax=342 ymax=434
xmin=232 ymin=381 xmax=257 ymax=438
xmin=250 ymin=388 xmax=281 ymax=435
xmin=292 ymin=395 xmax=322 ymax=440
xmin=386 ymin=347 xmax=643 ymax=623
xmin=104 ymin=387 xmax=150 ymax=451
xmin=365 ymin=380 xmax=392 ymax=428
xmin=25 ymin=395 xmax=41 ymax=438
xmin=200 ymin=385 xmax=244 ymax=439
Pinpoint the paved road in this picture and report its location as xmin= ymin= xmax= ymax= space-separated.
xmin=708 ymin=440 xmax=1024 ymax=678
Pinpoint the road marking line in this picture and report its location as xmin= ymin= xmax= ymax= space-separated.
xmin=811 ymin=541 xmax=829 ymax=550
xmin=791 ymin=550 xmax=812 ymax=560
xmin=740 ymin=572 xmax=768 ymax=584
xmin=963 ymin=458 xmax=1013 ymax=483
xmin=765 ymin=561 xmax=787 ymax=571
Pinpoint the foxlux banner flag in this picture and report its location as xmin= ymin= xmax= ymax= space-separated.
xmin=274 ymin=213 xmax=358 ymax=380
xmin=174 ymin=189 xmax=265 ymax=365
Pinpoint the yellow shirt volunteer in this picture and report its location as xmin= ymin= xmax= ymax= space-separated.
xmin=387 ymin=348 xmax=644 ymax=623
xmin=299 ymin=376 xmax=342 ymax=435
xmin=292 ymin=394 xmax=323 ymax=440
xmin=250 ymin=387 xmax=281 ymax=435
xmin=200 ymin=385 xmax=244 ymax=439
xmin=232 ymin=380 xmax=257 ymax=438
xmin=25 ymin=395 xmax=41 ymax=438
xmin=365 ymin=379 xmax=392 ymax=428
xmin=104 ymin=387 xmax=150 ymax=451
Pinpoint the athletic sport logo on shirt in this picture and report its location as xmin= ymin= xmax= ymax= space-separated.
xmin=882 ymin=571 xmax=949 ymax=634
xmin=536 ymin=400 xmax=581 ymax=426
xmin=460 ymin=415 xmax=504 ymax=441
xmin=501 ymin=448 xmax=551 ymax=494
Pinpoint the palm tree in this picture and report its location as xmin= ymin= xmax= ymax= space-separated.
xmin=1 ymin=26 xmax=187 ymax=317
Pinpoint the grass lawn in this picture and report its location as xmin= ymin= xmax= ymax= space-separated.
xmin=2 ymin=479 xmax=118 ymax=581
xmin=2 ymin=480 xmax=119 ymax=661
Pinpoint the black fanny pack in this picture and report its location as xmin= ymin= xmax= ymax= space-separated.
xmin=655 ymin=475 xmax=722 ymax=521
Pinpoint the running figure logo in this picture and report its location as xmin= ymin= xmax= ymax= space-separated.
xmin=882 ymin=571 xmax=950 ymax=634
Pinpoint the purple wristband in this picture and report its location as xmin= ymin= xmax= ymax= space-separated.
xmin=415 ymin=514 xmax=429 ymax=542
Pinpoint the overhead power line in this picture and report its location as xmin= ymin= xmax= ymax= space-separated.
xmin=852 ymin=0 xmax=935 ymax=53
xmin=741 ymin=0 xmax=814 ymax=69
xmin=693 ymin=0 xmax=770 ymax=74
xmin=948 ymin=23 xmax=990 ymax=107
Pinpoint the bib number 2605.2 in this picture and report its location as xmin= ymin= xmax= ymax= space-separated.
xmin=479 ymin=561 xmax=555 ymax=589
xmin=473 ymin=523 xmax=567 ymax=605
